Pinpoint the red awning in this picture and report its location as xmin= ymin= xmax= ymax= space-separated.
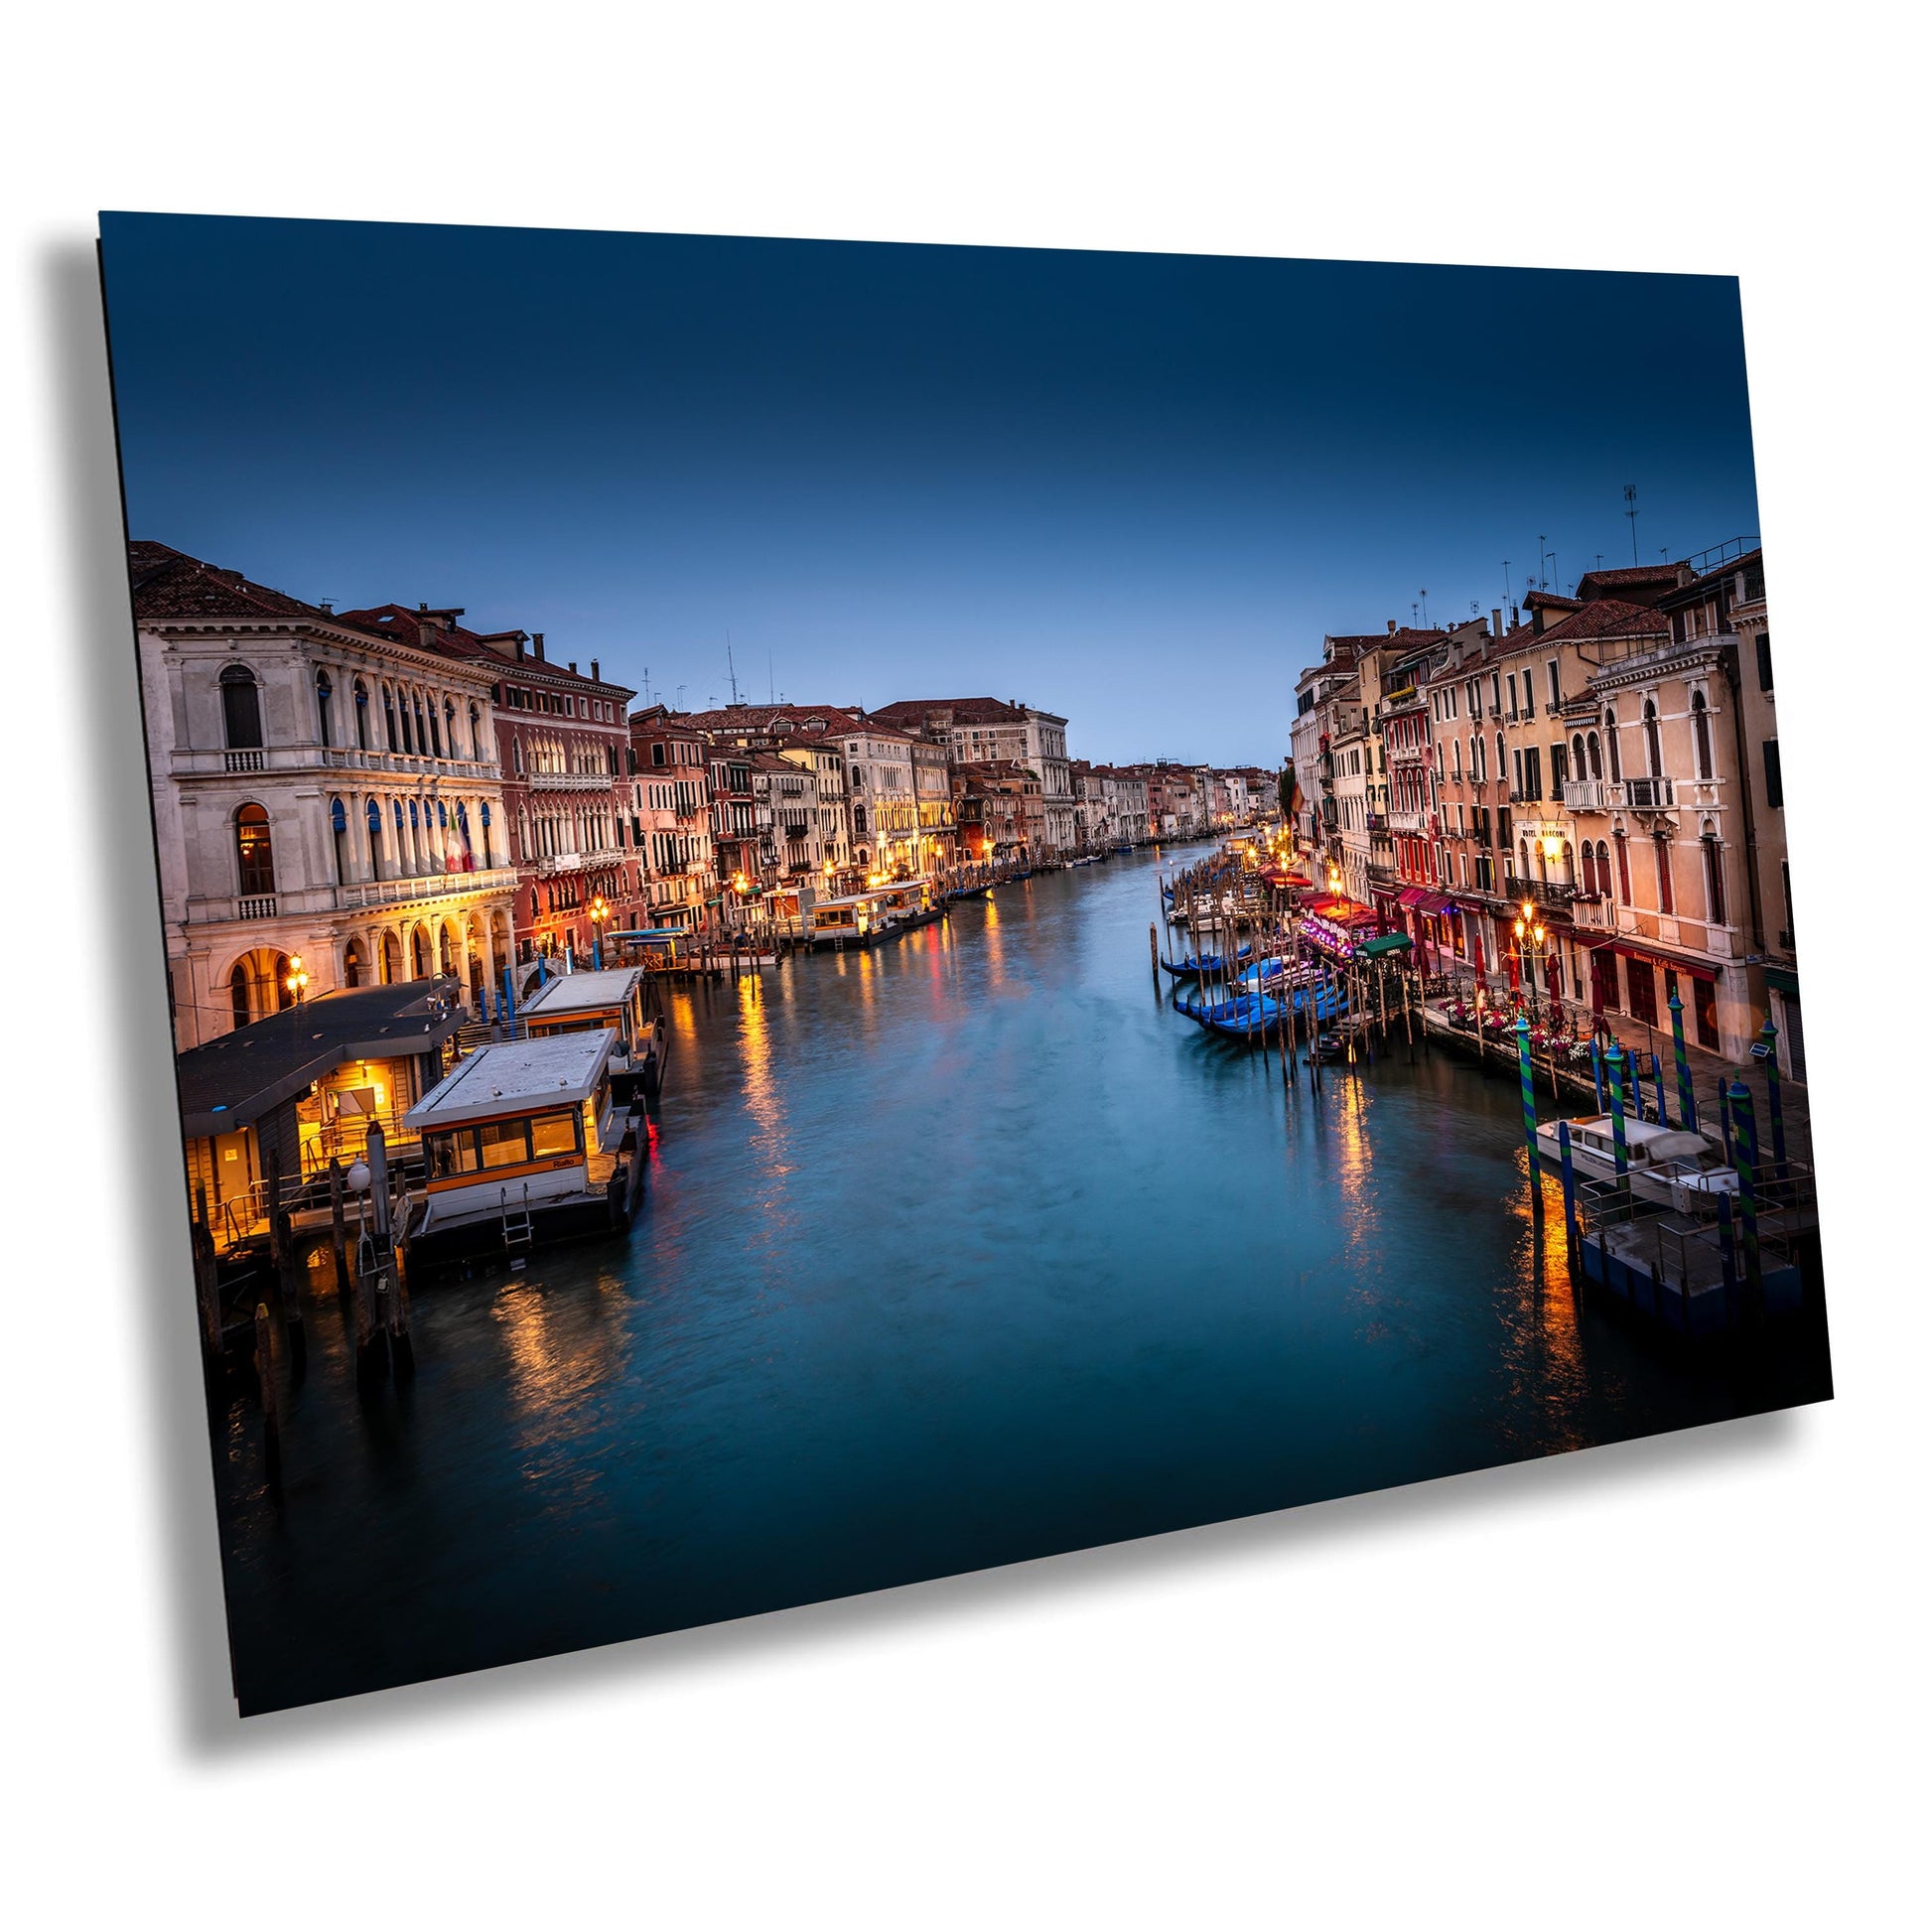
xmin=1398 ymin=888 xmax=1453 ymax=914
xmin=1613 ymin=940 xmax=1718 ymax=982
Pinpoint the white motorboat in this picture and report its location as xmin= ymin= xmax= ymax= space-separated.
xmin=1537 ymin=1113 xmax=1738 ymax=1211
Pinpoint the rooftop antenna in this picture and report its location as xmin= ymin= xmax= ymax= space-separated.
xmin=1419 ymin=587 xmax=1429 ymax=626
xmin=768 ymin=647 xmax=774 ymax=705
xmin=1623 ymin=483 xmax=1640 ymax=563
xmin=1550 ymin=550 xmax=1558 ymax=594
xmin=1594 ymin=553 xmax=1603 ymax=570
xmin=675 ymin=683 xmax=687 ymax=709
xmin=1538 ymin=534 xmax=1549 ymax=589
xmin=1502 ymin=560 xmax=1512 ymax=605
xmin=726 ymin=634 xmax=741 ymax=705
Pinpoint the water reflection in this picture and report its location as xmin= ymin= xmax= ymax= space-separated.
xmin=214 ymin=852 xmax=1832 ymax=1714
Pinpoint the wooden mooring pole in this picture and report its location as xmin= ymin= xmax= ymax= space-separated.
xmin=329 ymin=1157 xmax=351 ymax=1299
xmin=264 ymin=1145 xmax=305 ymax=1370
xmin=254 ymin=1300 xmax=282 ymax=1495
xmin=192 ymin=1181 xmax=222 ymax=1362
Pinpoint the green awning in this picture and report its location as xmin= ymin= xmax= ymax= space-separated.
xmin=1762 ymin=963 xmax=1800 ymax=996
xmin=1356 ymin=933 xmax=1414 ymax=958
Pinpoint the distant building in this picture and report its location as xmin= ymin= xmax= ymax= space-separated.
xmin=870 ymin=697 xmax=1075 ymax=855
xmin=627 ymin=705 xmax=717 ymax=936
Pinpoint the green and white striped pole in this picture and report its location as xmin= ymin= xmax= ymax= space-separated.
xmin=1728 ymin=1077 xmax=1762 ymax=1303
xmin=1605 ymin=1042 xmax=1629 ymax=1180
xmin=1516 ymin=1015 xmax=1542 ymax=1205
xmin=1668 ymin=989 xmax=1698 ymax=1131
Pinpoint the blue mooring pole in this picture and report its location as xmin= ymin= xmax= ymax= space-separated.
xmin=1717 ymin=1189 xmax=1738 ymax=1327
xmin=1719 ymin=1082 xmax=1733 ymax=1167
xmin=1728 ymin=1078 xmax=1763 ymax=1303
xmin=1605 ymin=1043 xmax=1629 ymax=1179
xmin=1669 ymin=990 xmax=1698 ymax=1132
xmin=1589 ymin=1035 xmax=1604 ymax=1110
xmin=502 ymin=966 xmax=516 ymax=1026
xmin=1761 ymin=1020 xmax=1787 ymax=1166
xmin=1515 ymin=1016 xmax=1541 ymax=1209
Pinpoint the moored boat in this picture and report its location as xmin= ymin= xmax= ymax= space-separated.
xmin=1536 ymin=1114 xmax=1737 ymax=1209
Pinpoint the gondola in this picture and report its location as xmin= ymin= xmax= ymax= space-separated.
xmin=1158 ymin=941 xmax=1255 ymax=981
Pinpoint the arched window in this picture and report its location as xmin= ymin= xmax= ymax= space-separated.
xmin=230 ymin=962 xmax=252 ymax=1031
xmin=220 ymin=665 xmax=263 ymax=750
xmin=316 ymin=669 xmax=335 ymax=748
xmin=1561 ymin=839 xmax=1574 ymax=882
xmin=1691 ymin=690 xmax=1713 ymax=779
xmin=1572 ymin=735 xmax=1586 ymax=783
xmin=1518 ymin=837 xmax=1529 ymax=880
xmin=1613 ymin=830 xmax=1630 ymax=902
xmin=479 ymin=800 xmax=492 ymax=867
xmin=329 ymin=795 xmax=348 ymax=884
xmin=234 ymin=803 xmax=274 ymax=897
xmin=354 ymin=678 xmax=371 ymax=751
xmin=513 ymin=736 xmax=525 ymax=774
xmin=1603 ymin=707 xmax=1621 ymax=783
xmin=469 ymin=702 xmax=482 ymax=759
xmin=1596 ymin=840 xmax=1612 ymax=901
xmin=1643 ymin=699 xmax=1663 ymax=777
xmin=365 ymin=796 xmax=382 ymax=876
xmin=413 ymin=694 xmax=429 ymax=754
xmin=1702 ymin=824 xmax=1726 ymax=924
xmin=1587 ymin=732 xmax=1602 ymax=780
xmin=344 ymin=938 xmax=365 ymax=988
xmin=1654 ymin=830 xmax=1675 ymax=915
xmin=383 ymin=686 xmax=399 ymax=751
xmin=443 ymin=699 xmax=457 ymax=759
xmin=1581 ymin=842 xmax=1598 ymax=897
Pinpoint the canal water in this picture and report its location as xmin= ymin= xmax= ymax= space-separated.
xmin=215 ymin=850 xmax=1831 ymax=1713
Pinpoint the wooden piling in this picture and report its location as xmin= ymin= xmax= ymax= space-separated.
xmin=328 ymin=1158 xmax=350 ymax=1299
xmin=264 ymin=1146 xmax=305 ymax=1368
xmin=254 ymin=1300 xmax=281 ymax=1494
xmin=192 ymin=1181 xmax=222 ymax=1361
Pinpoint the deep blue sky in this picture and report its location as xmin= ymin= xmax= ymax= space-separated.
xmin=99 ymin=214 xmax=1759 ymax=766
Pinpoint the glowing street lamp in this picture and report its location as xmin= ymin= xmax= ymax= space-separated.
xmin=284 ymin=953 xmax=311 ymax=1007
xmin=1513 ymin=898 xmax=1549 ymax=1023
xmin=589 ymin=893 xmax=611 ymax=970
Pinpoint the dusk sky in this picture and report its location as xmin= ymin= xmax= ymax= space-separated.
xmin=99 ymin=213 xmax=1760 ymax=766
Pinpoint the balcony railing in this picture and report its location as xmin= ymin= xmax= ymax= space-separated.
xmin=237 ymin=894 xmax=276 ymax=919
xmin=1504 ymin=874 xmax=1580 ymax=908
xmin=1622 ymin=776 xmax=1676 ymax=810
xmin=184 ymin=745 xmax=501 ymax=781
xmin=339 ymin=865 xmax=520 ymax=909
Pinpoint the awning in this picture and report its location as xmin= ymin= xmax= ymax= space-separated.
xmin=1397 ymin=888 xmax=1453 ymax=914
xmin=1613 ymin=939 xmax=1718 ymax=983
xmin=1357 ymin=933 xmax=1415 ymax=959
xmin=1763 ymin=963 xmax=1800 ymax=996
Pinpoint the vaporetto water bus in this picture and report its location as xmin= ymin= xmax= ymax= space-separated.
xmin=401 ymin=1030 xmax=646 ymax=1261
xmin=517 ymin=963 xmax=667 ymax=1103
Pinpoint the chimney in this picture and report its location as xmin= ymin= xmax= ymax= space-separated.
xmin=1510 ymin=604 xmax=1521 ymax=631
xmin=319 ymin=600 xmax=333 ymax=615
xmin=591 ymin=657 xmax=601 ymax=683
xmin=533 ymin=632 xmax=545 ymax=661
xmin=568 ymin=661 xmax=578 ymax=675
xmin=514 ymin=635 xmax=526 ymax=660
xmin=1491 ymin=608 xmax=1503 ymax=638
xmin=1387 ymin=619 xmax=1397 ymax=634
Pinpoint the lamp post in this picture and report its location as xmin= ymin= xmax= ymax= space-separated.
xmin=284 ymin=953 xmax=311 ymax=1008
xmin=589 ymin=893 xmax=611 ymax=970
xmin=1513 ymin=898 xmax=1547 ymax=1026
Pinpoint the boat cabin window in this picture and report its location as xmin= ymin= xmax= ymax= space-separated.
xmin=530 ymin=1109 xmax=582 ymax=1159
xmin=427 ymin=1107 xmax=585 ymax=1176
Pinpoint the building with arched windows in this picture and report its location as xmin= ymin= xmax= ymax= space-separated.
xmin=333 ymin=608 xmax=642 ymax=976
xmin=130 ymin=543 xmax=519 ymax=1049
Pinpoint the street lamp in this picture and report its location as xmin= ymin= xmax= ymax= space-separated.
xmin=1513 ymin=897 xmax=1548 ymax=1024
xmin=589 ymin=893 xmax=611 ymax=970
xmin=284 ymin=953 xmax=310 ymax=1007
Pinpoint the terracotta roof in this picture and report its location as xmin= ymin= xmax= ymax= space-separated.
xmin=1576 ymin=563 xmax=1689 ymax=597
xmin=1524 ymin=590 xmax=1583 ymax=613
xmin=128 ymin=541 xmax=345 ymax=625
xmin=1536 ymin=597 xmax=1671 ymax=645
xmin=678 ymin=703 xmax=866 ymax=735
xmin=869 ymin=697 xmax=1029 ymax=730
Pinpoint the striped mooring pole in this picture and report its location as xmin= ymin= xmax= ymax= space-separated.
xmin=1589 ymin=1035 xmax=1605 ymax=1110
xmin=1728 ymin=1077 xmax=1763 ymax=1301
xmin=1605 ymin=1043 xmax=1629 ymax=1178
xmin=1668 ymin=990 xmax=1698 ymax=1131
xmin=1557 ymin=1117 xmax=1581 ymax=1262
xmin=1761 ymin=1020 xmax=1788 ymax=1165
xmin=1515 ymin=1016 xmax=1542 ymax=1201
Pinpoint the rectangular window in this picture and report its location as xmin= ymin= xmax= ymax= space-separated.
xmin=1512 ymin=749 xmax=1524 ymax=795
xmin=1763 ymin=740 xmax=1783 ymax=808
xmin=428 ymin=1130 xmax=482 ymax=1178
xmin=479 ymin=1119 xmax=533 ymax=1169
xmin=1524 ymin=746 xmax=1541 ymax=800
xmin=1507 ymin=674 xmax=1518 ymax=717
xmin=1547 ymin=661 xmax=1561 ymax=708
xmin=1756 ymin=633 xmax=1773 ymax=691
xmin=1656 ymin=836 xmax=1675 ymax=916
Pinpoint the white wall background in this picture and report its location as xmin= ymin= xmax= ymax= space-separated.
xmin=4 ymin=5 xmax=1922 ymax=1924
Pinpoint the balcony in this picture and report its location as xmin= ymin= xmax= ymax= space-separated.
xmin=1622 ymin=776 xmax=1676 ymax=811
xmin=1386 ymin=809 xmax=1428 ymax=834
xmin=340 ymin=865 xmax=520 ymax=909
xmin=535 ymin=852 xmax=584 ymax=877
xmin=528 ymin=769 xmax=613 ymax=792
xmin=1563 ymin=779 xmax=1609 ymax=811
xmin=1504 ymin=874 xmax=1579 ymax=909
